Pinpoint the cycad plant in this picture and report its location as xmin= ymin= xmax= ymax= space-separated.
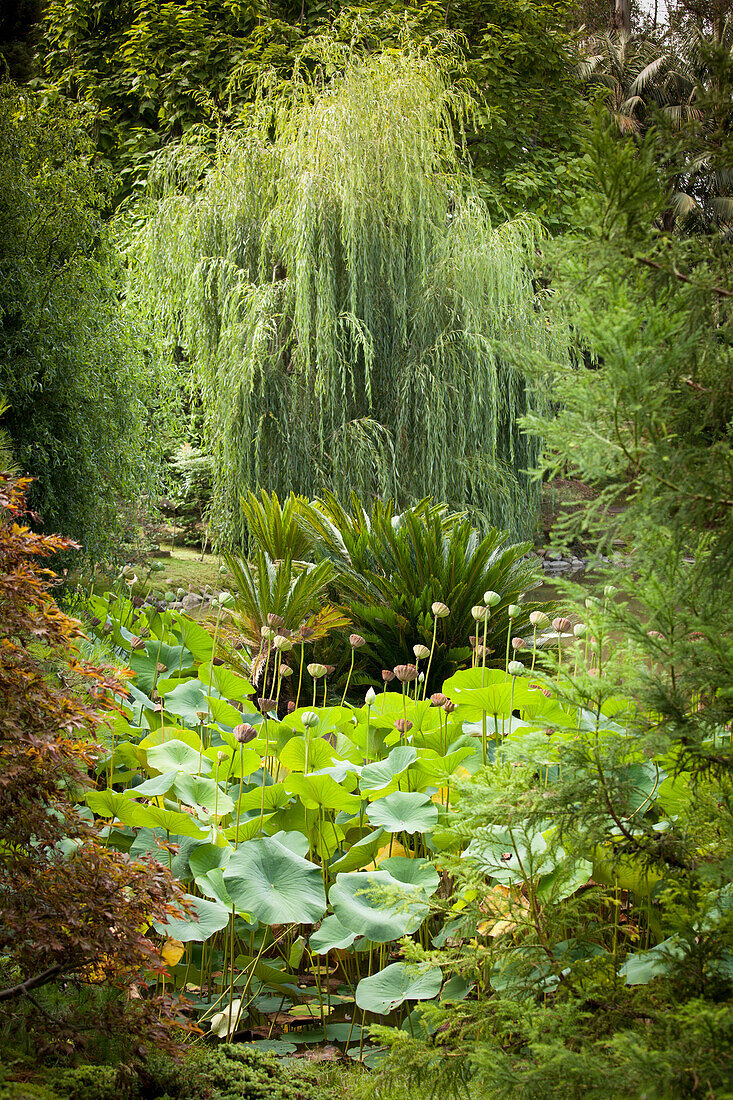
xmin=298 ymin=494 xmax=544 ymax=692
xmin=127 ymin=49 xmax=568 ymax=543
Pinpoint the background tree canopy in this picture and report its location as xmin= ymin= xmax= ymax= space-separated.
xmin=0 ymin=87 xmax=153 ymax=557
xmin=127 ymin=51 xmax=568 ymax=543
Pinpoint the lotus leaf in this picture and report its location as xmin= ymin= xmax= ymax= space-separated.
xmin=153 ymin=894 xmax=230 ymax=942
xmin=309 ymin=914 xmax=359 ymax=953
xmin=359 ymin=746 xmax=417 ymax=792
xmin=366 ymin=791 xmax=438 ymax=834
xmin=379 ymin=856 xmax=440 ymax=894
xmin=330 ymin=870 xmax=429 ymax=942
xmin=355 ymin=962 xmax=442 ymax=1014
xmin=146 ymin=739 xmax=208 ymax=775
xmin=330 ymin=828 xmax=386 ymax=873
xmin=284 ymin=773 xmax=361 ymax=812
xmin=173 ymin=774 xmax=235 ymax=818
xmin=224 ymin=836 xmax=327 ymax=924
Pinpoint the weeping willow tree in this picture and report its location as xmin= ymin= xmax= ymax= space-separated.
xmin=128 ymin=49 xmax=567 ymax=544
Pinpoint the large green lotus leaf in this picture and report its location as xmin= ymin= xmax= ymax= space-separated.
xmin=146 ymin=739 xmax=208 ymax=775
xmin=269 ymin=830 xmax=310 ymax=858
xmin=129 ymin=829 xmax=206 ymax=880
xmin=205 ymin=745 xmax=261 ymax=782
xmin=222 ymin=815 xmax=274 ymax=844
xmin=378 ymin=857 xmax=439 ymax=894
xmin=236 ymin=783 xmax=291 ymax=813
xmin=278 ymin=735 xmax=341 ymax=774
xmin=174 ymin=617 xmax=215 ymax=664
xmin=618 ymin=937 xmax=685 ymax=986
xmin=330 ymin=870 xmax=429 ymax=942
xmin=309 ymin=914 xmax=358 ymax=954
xmin=284 ymin=773 xmax=361 ymax=812
xmin=223 ymin=837 xmax=326 ymax=925
xmin=355 ymin=963 xmax=442 ymax=1014
xmin=86 ymin=790 xmax=154 ymax=827
xmin=131 ymin=640 xmax=194 ymax=694
xmin=330 ymin=828 xmax=386 ymax=874
xmin=143 ymin=804 xmax=209 ymax=839
xmin=366 ymin=792 xmax=438 ymax=835
xmin=359 ymin=746 xmax=417 ymax=793
xmin=537 ymin=856 xmax=592 ymax=903
xmin=158 ymin=679 xmax=215 ymax=727
xmin=196 ymin=867 xmax=234 ymax=909
xmin=405 ymin=747 xmax=474 ymax=792
xmin=309 ymin=819 xmax=345 ymax=862
xmin=187 ymin=842 xmax=232 ymax=877
xmin=153 ymin=894 xmax=230 ymax=942
xmin=139 ymin=726 xmax=203 ymax=754
xmin=366 ymin=696 xmax=441 ymax=735
xmin=207 ymin=695 xmax=248 ymax=728
xmin=464 ymin=825 xmax=549 ymax=885
xmin=124 ymin=771 xmax=178 ymax=798
xmin=287 ymin=706 xmax=354 ymax=737
xmin=173 ymin=774 xmax=235 ymax=819
xmin=199 ymin=662 xmax=254 ymax=700
xmin=519 ymin=690 xmax=572 ymax=725
xmin=442 ymin=668 xmax=509 ymax=694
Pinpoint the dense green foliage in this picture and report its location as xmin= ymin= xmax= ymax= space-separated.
xmin=37 ymin=0 xmax=583 ymax=227
xmin=128 ymin=52 xmax=567 ymax=541
xmin=0 ymin=87 xmax=152 ymax=557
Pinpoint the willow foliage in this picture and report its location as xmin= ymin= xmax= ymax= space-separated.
xmin=129 ymin=51 xmax=566 ymax=544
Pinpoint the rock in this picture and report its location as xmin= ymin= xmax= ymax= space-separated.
xmin=546 ymin=550 xmax=563 ymax=561
xmin=182 ymin=593 xmax=203 ymax=612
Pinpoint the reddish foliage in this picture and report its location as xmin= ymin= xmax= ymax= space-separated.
xmin=0 ymin=475 xmax=188 ymax=1051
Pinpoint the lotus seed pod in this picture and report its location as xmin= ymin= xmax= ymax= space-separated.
xmin=443 ymin=700 xmax=457 ymax=714
xmin=156 ymin=662 xmax=167 ymax=673
xmin=130 ymin=636 xmax=145 ymax=651
xmin=273 ymin=634 xmax=293 ymax=652
xmin=471 ymin=605 xmax=489 ymax=622
xmin=475 ymin=645 xmax=489 ymax=659
xmin=507 ymin=661 xmax=525 ymax=676
xmin=511 ymin=637 xmax=526 ymax=650
xmin=258 ymin=698 xmax=278 ymax=714
xmin=299 ymin=626 xmax=316 ymax=642
xmin=484 ymin=590 xmax=501 ymax=607
xmin=393 ymin=663 xmax=418 ymax=683
xmin=552 ymin=617 xmax=572 ymax=633
xmin=195 ymin=710 xmax=208 ymax=723
xmin=585 ymin=596 xmax=601 ymax=610
xmin=287 ymin=701 xmax=296 ymax=713
xmin=603 ymin=585 xmax=618 ymax=598
xmin=413 ymin=643 xmax=430 ymax=660
xmin=324 ymin=664 xmax=336 ymax=676
xmin=365 ymin=687 xmax=377 ymax=705
xmin=349 ymin=633 xmax=366 ymax=649
xmin=307 ymin=663 xmax=327 ymax=678
xmin=431 ymin=601 xmax=450 ymax=618
xmin=529 ymin=610 xmax=550 ymax=628
xmin=218 ymin=590 xmax=235 ymax=608
xmin=261 ymin=625 xmax=275 ymax=640
xmin=267 ymin=613 xmax=285 ymax=628
xmin=430 ymin=692 xmax=448 ymax=707
xmin=234 ymin=723 xmax=258 ymax=743
xmin=507 ymin=604 xmax=521 ymax=619
xmin=279 ymin=664 xmax=294 ymax=678
xmin=418 ymin=671 xmax=424 ymax=682
xmin=394 ymin=718 xmax=413 ymax=735
xmin=302 ymin=710 xmax=319 ymax=728
xmin=573 ymin=623 xmax=586 ymax=637
xmin=469 ymin=635 xmax=477 ymax=647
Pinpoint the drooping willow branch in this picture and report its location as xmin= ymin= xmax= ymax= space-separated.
xmin=127 ymin=50 xmax=569 ymax=544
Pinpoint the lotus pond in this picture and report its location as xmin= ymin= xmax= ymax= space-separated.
xmin=81 ymin=587 xmax=704 ymax=1069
